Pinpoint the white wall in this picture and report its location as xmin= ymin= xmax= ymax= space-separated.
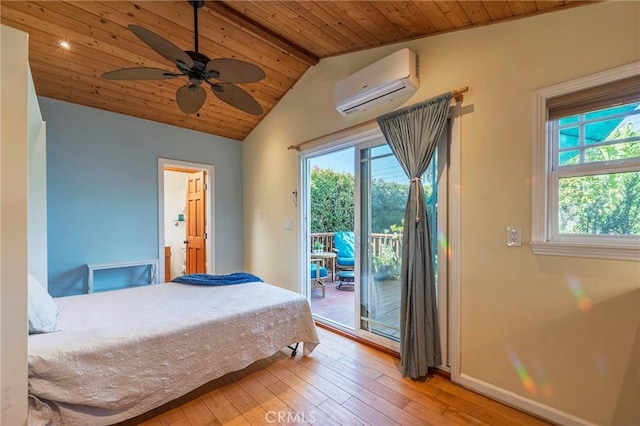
xmin=27 ymin=68 xmax=47 ymax=286
xmin=243 ymin=3 xmax=640 ymax=425
xmin=164 ymin=171 xmax=187 ymax=280
xmin=0 ymin=24 xmax=29 ymax=425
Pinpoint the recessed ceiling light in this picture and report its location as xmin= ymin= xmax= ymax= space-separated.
xmin=58 ymin=40 xmax=71 ymax=50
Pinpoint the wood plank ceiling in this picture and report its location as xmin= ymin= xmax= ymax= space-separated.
xmin=1 ymin=1 xmax=595 ymax=141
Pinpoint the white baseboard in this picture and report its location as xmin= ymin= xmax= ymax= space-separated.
xmin=455 ymin=373 xmax=596 ymax=426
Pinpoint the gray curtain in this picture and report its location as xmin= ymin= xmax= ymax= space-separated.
xmin=376 ymin=92 xmax=452 ymax=378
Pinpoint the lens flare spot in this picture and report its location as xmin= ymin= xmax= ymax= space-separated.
xmin=507 ymin=348 xmax=538 ymax=395
xmin=534 ymin=366 xmax=554 ymax=397
xmin=567 ymin=276 xmax=592 ymax=312
xmin=437 ymin=228 xmax=451 ymax=259
xmin=596 ymin=354 xmax=609 ymax=378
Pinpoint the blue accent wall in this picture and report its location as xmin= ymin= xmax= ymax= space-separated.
xmin=40 ymin=97 xmax=243 ymax=296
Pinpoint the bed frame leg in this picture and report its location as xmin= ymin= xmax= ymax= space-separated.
xmin=287 ymin=342 xmax=300 ymax=357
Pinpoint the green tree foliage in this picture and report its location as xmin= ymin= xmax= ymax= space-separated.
xmin=310 ymin=166 xmax=435 ymax=234
xmin=310 ymin=167 xmax=355 ymax=233
xmin=371 ymin=180 xmax=409 ymax=233
xmin=559 ymin=122 xmax=640 ymax=235
xmin=311 ymin=166 xmax=439 ymax=275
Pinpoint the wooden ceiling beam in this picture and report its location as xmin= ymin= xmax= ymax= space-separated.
xmin=222 ymin=1 xmax=331 ymax=58
xmin=209 ymin=1 xmax=319 ymax=66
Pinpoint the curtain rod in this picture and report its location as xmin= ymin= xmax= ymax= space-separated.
xmin=287 ymin=86 xmax=469 ymax=151
xmin=451 ymin=86 xmax=469 ymax=102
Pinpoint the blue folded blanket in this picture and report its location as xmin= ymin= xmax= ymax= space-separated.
xmin=172 ymin=272 xmax=263 ymax=286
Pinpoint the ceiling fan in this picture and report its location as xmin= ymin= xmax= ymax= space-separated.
xmin=102 ymin=0 xmax=264 ymax=116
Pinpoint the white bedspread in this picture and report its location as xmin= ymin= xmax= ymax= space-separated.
xmin=28 ymin=282 xmax=319 ymax=425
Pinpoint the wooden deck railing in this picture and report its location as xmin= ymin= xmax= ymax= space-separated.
xmin=310 ymin=232 xmax=401 ymax=257
xmin=311 ymin=232 xmax=335 ymax=253
xmin=370 ymin=233 xmax=402 ymax=258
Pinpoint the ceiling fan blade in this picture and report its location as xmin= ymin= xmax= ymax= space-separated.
xmin=210 ymin=83 xmax=263 ymax=115
xmin=128 ymin=25 xmax=194 ymax=69
xmin=102 ymin=67 xmax=179 ymax=80
xmin=206 ymin=58 xmax=266 ymax=84
xmin=176 ymin=84 xmax=207 ymax=114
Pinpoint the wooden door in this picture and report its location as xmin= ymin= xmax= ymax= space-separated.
xmin=185 ymin=171 xmax=206 ymax=273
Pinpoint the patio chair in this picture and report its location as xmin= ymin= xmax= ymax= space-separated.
xmin=333 ymin=231 xmax=355 ymax=274
xmin=310 ymin=261 xmax=328 ymax=297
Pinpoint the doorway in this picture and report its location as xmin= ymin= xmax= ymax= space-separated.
xmin=302 ymin=121 xmax=452 ymax=366
xmin=306 ymin=147 xmax=356 ymax=329
xmin=158 ymin=158 xmax=215 ymax=282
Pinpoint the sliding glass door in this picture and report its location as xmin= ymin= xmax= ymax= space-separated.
xmin=357 ymin=142 xmax=404 ymax=348
xmin=356 ymin=129 xmax=449 ymax=363
xmin=302 ymin=124 xmax=450 ymax=366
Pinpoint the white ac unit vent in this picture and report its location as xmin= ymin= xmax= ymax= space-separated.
xmin=335 ymin=48 xmax=419 ymax=116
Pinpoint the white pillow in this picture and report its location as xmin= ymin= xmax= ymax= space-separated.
xmin=27 ymin=274 xmax=59 ymax=334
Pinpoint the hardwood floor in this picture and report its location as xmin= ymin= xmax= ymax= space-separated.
xmin=119 ymin=327 xmax=551 ymax=426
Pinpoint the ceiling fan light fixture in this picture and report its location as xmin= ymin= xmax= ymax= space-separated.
xmin=176 ymin=84 xmax=207 ymax=115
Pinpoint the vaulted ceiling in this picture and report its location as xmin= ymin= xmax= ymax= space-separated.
xmin=1 ymin=1 xmax=594 ymax=141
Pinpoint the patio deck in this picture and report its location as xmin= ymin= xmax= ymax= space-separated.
xmin=310 ymin=277 xmax=355 ymax=329
xmin=310 ymin=276 xmax=401 ymax=339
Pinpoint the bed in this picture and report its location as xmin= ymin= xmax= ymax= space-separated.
xmin=28 ymin=280 xmax=319 ymax=426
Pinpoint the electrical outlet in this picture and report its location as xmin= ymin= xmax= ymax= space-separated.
xmin=283 ymin=220 xmax=293 ymax=230
xmin=506 ymin=227 xmax=522 ymax=247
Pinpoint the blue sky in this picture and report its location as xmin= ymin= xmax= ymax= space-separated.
xmin=308 ymin=146 xmax=409 ymax=183
xmin=308 ymin=147 xmax=355 ymax=174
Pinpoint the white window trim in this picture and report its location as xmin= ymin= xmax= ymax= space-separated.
xmin=531 ymin=61 xmax=640 ymax=261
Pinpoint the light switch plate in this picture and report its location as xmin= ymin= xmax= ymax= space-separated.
xmin=506 ymin=227 xmax=522 ymax=247
xmin=283 ymin=220 xmax=293 ymax=230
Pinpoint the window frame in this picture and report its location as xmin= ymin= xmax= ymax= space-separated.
xmin=531 ymin=62 xmax=640 ymax=261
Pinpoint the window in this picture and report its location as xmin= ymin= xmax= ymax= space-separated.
xmin=532 ymin=63 xmax=640 ymax=261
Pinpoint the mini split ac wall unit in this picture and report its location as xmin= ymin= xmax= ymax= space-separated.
xmin=334 ymin=48 xmax=419 ymax=116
